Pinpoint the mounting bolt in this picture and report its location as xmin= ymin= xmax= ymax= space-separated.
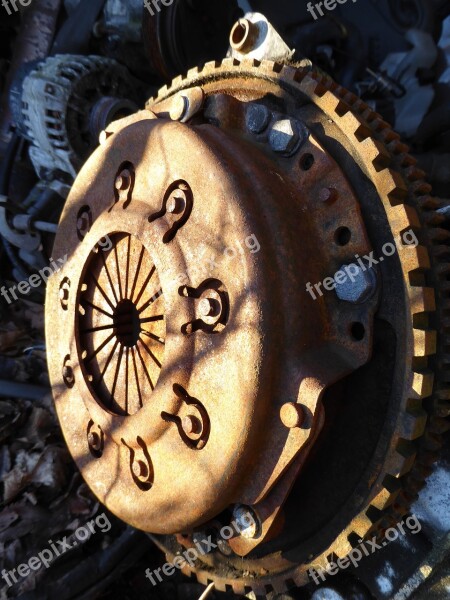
xmin=246 ymin=104 xmax=271 ymax=134
xmin=115 ymin=169 xmax=132 ymax=191
xmin=166 ymin=195 xmax=186 ymax=215
xmin=319 ymin=187 xmax=338 ymax=204
xmin=269 ymin=119 xmax=303 ymax=156
xmin=59 ymin=278 xmax=70 ymax=310
xmin=233 ymin=505 xmax=261 ymax=539
xmin=280 ymin=402 xmax=304 ymax=429
xmin=132 ymin=459 xmax=149 ymax=481
xmin=170 ymin=95 xmax=189 ymax=121
xmin=198 ymin=298 xmax=220 ymax=318
xmin=87 ymin=431 xmax=99 ymax=449
xmin=217 ymin=538 xmax=233 ymax=556
xmin=335 ymin=264 xmax=377 ymax=304
xmin=182 ymin=415 xmax=202 ymax=435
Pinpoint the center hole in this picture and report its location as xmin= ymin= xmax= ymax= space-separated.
xmin=113 ymin=299 xmax=141 ymax=347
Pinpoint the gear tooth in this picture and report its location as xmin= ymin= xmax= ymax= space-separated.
xmin=172 ymin=74 xmax=184 ymax=88
xmin=280 ymin=64 xmax=297 ymax=80
xmin=403 ymin=244 xmax=431 ymax=273
xmin=372 ymin=169 xmax=408 ymax=204
xmin=388 ymin=204 xmax=421 ymax=230
xmin=292 ymin=571 xmax=309 ymax=588
xmin=324 ymin=532 xmax=353 ymax=558
xmin=293 ymin=69 xmax=308 ymax=84
xmin=369 ymin=486 xmax=397 ymax=511
xmin=400 ymin=406 xmax=428 ymax=440
xmin=386 ymin=439 xmax=417 ymax=476
xmin=411 ymin=286 xmax=436 ymax=314
xmin=422 ymin=430 xmax=444 ymax=450
xmin=388 ymin=141 xmax=410 ymax=156
xmin=429 ymin=227 xmax=450 ymax=242
xmin=405 ymin=166 xmax=427 ymax=182
xmin=413 ymin=183 xmax=434 ymax=198
xmin=436 ymin=401 xmax=450 ymax=418
xmin=231 ymin=581 xmax=247 ymax=596
xmin=379 ymin=127 xmax=401 ymax=142
xmin=351 ymin=513 xmax=375 ymax=538
xmin=429 ymin=416 xmax=450 ymax=434
xmin=358 ymin=137 xmax=391 ymax=170
xmin=412 ymin=370 xmax=434 ymax=396
xmin=413 ymin=328 xmax=436 ymax=357
xmin=339 ymin=111 xmax=371 ymax=140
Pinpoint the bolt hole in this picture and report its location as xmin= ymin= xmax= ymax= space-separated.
xmin=300 ymin=153 xmax=315 ymax=171
xmin=231 ymin=21 xmax=249 ymax=48
xmin=334 ymin=227 xmax=351 ymax=246
xmin=350 ymin=322 xmax=365 ymax=341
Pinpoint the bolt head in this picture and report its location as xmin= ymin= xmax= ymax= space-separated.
xmin=88 ymin=431 xmax=101 ymax=451
xmin=217 ymin=538 xmax=233 ymax=555
xmin=59 ymin=286 xmax=69 ymax=302
xmin=115 ymin=170 xmax=131 ymax=191
xmin=132 ymin=460 xmax=149 ymax=480
xmin=269 ymin=119 xmax=302 ymax=155
xmin=166 ymin=195 xmax=186 ymax=215
xmin=77 ymin=216 xmax=89 ymax=232
xmin=198 ymin=298 xmax=220 ymax=318
xmin=335 ymin=264 xmax=377 ymax=303
xmin=182 ymin=415 xmax=202 ymax=435
xmin=319 ymin=187 xmax=338 ymax=204
xmin=233 ymin=505 xmax=260 ymax=539
xmin=246 ymin=104 xmax=271 ymax=134
xmin=280 ymin=402 xmax=304 ymax=428
xmin=170 ymin=95 xmax=189 ymax=121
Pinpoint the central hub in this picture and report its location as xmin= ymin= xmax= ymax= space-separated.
xmin=113 ymin=299 xmax=141 ymax=347
xmin=76 ymin=232 xmax=166 ymax=416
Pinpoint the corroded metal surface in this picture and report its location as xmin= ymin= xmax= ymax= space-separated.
xmin=46 ymin=56 xmax=450 ymax=595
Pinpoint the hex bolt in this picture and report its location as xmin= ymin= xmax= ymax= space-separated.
xmin=246 ymin=104 xmax=271 ymax=134
xmin=269 ymin=119 xmax=302 ymax=156
xmin=182 ymin=415 xmax=202 ymax=435
xmin=132 ymin=459 xmax=149 ymax=480
xmin=115 ymin=169 xmax=132 ymax=191
xmin=198 ymin=298 xmax=220 ymax=318
xmin=335 ymin=264 xmax=377 ymax=304
xmin=280 ymin=402 xmax=304 ymax=429
xmin=233 ymin=505 xmax=261 ymax=539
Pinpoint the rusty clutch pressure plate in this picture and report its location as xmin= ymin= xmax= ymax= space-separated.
xmin=46 ymin=56 xmax=450 ymax=594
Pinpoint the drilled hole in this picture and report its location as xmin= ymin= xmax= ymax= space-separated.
xmin=350 ymin=322 xmax=365 ymax=341
xmin=300 ymin=153 xmax=315 ymax=171
xmin=334 ymin=227 xmax=351 ymax=246
xmin=231 ymin=21 xmax=249 ymax=48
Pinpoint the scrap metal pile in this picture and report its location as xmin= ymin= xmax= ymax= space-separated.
xmin=1 ymin=1 xmax=450 ymax=599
